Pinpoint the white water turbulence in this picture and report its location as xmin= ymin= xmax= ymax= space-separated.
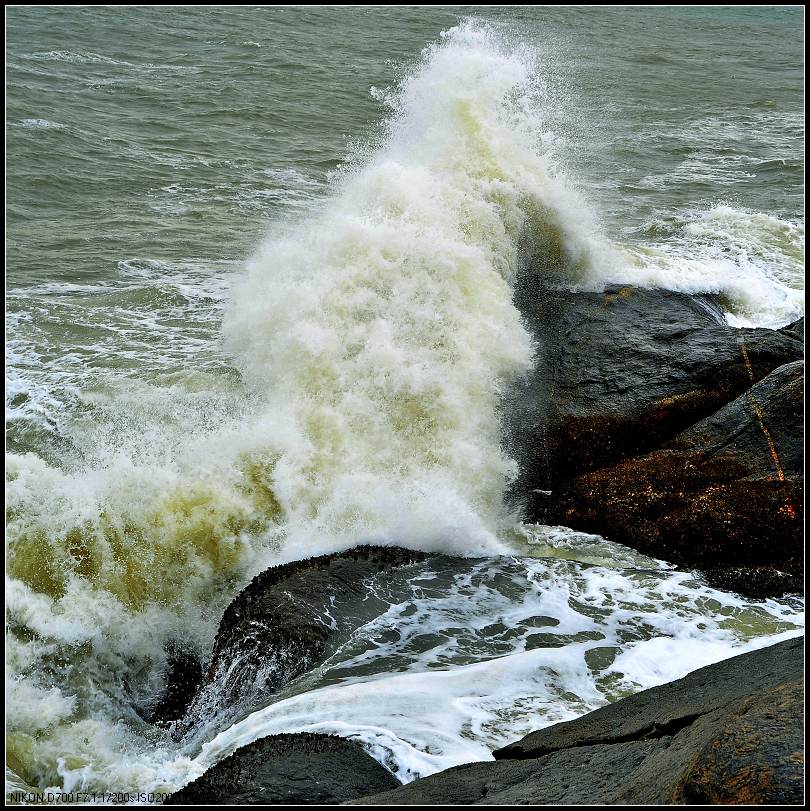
xmin=614 ymin=204 xmax=804 ymax=328
xmin=5 ymin=23 xmax=606 ymax=796
xmin=221 ymin=23 xmax=617 ymax=557
xmin=182 ymin=551 xmax=803 ymax=786
xmin=4 ymin=22 xmax=804 ymax=801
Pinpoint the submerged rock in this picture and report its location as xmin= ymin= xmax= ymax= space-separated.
xmin=351 ymin=637 xmax=803 ymax=805
xmin=164 ymin=733 xmax=400 ymax=805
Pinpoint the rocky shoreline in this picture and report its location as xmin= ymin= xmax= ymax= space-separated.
xmin=351 ymin=637 xmax=803 ymax=805
xmin=507 ymin=284 xmax=803 ymax=598
xmin=155 ymin=546 xmax=432 ymax=734
xmin=163 ymin=637 xmax=803 ymax=805
xmin=162 ymin=285 xmax=804 ymax=805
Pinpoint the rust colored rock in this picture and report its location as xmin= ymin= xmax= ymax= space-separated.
xmin=536 ymin=361 xmax=804 ymax=595
xmin=671 ymin=679 xmax=804 ymax=804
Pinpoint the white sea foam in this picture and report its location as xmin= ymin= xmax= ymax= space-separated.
xmin=611 ymin=204 xmax=805 ymax=327
xmin=7 ymin=23 xmax=588 ymax=793
xmin=14 ymin=118 xmax=65 ymax=129
xmin=178 ymin=556 xmax=803 ymax=787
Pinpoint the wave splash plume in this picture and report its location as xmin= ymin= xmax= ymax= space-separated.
xmin=6 ymin=24 xmax=609 ymax=794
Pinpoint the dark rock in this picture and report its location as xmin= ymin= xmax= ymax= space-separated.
xmin=670 ymin=679 xmax=804 ymax=804
xmin=493 ymin=636 xmax=802 ymax=760
xmin=671 ymin=359 xmax=803 ymax=479
xmin=350 ymin=637 xmax=803 ymax=805
xmin=148 ymin=646 xmax=204 ymax=725
xmin=353 ymin=742 xmax=674 ymax=805
xmin=540 ymin=361 xmax=804 ymax=586
xmin=173 ymin=545 xmax=432 ymax=737
xmin=779 ymin=316 xmax=804 ymax=343
xmin=164 ymin=733 xmax=399 ymax=805
xmin=506 ymin=285 xmax=804 ymax=500
xmin=701 ymin=566 xmax=803 ymax=599
xmin=504 ymin=282 xmax=805 ymax=595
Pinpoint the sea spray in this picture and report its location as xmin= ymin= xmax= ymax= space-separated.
xmin=617 ymin=205 xmax=805 ymax=327
xmin=5 ymin=23 xmax=610 ymax=793
xmin=222 ymin=23 xmax=617 ymax=556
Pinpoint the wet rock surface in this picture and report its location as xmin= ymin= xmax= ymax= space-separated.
xmin=350 ymin=637 xmax=804 ymax=805
xmin=701 ymin=566 xmax=803 ymax=600
xmin=540 ymin=361 xmax=804 ymax=588
xmin=780 ymin=316 xmax=804 ymax=343
xmin=148 ymin=646 xmax=204 ymax=726
xmin=493 ymin=635 xmax=802 ymax=760
xmin=164 ymin=733 xmax=400 ymax=805
xmin=171 ymin=545 xmax=433 ymax=737
xmin=508 ymin=283 xmax=804 ymax=595
xmin=508 ymin=284 xmax=802 ymax=488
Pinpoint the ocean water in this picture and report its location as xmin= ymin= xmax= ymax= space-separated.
xmin=5 ymin=6 xmax=805 ymax=800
